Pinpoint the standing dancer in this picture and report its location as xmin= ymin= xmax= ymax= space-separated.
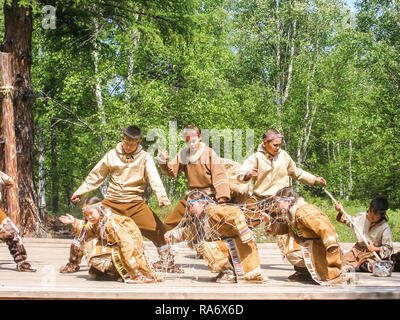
xmin=236 ymin=128 xmax=326 ymax=279
xmin=60 ymin=126 xmax=182 ymax=274
xmin=158 ymin=125 xmax=231 ymax=231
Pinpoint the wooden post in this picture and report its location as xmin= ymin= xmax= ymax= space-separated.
xmin=1 ymin=52 xmax=20 ymax=227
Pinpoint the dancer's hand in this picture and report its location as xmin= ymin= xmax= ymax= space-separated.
xmin=315 ymin=176 xmax=327 ymax=186
xmin=71 ymin=195 xmax=80 ymax=203
xmin=59 ymin=214 xmax=75 ymax=225
xmin=158 ymin=150 xmax=169 ymax=163
xmin=164 ymin=231 xmax=172 ymax=244
xmin=259 ymin=212 xmax=270 ymax=223
xmin=367 ymin=241 xmax=381 ymax=253
xmin=244 ymin=167 xmax=258 ymax=181
xmin=218 ymin=197 xmax=229 ymax=204
xmin=159 ymin=199 xmax=171 ymax=207
xmin=334 ymin=201 xmax=344 ymax=214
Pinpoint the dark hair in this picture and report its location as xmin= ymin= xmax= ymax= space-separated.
xmin=84 ymin=196 xmax=103 ymax=206
xmin=187 ymin=189 xmax=209 ymax=201
xmin=262 ymin=128 xmax=280 ymax=140
xmin=369 ymin=196 xmax=389 ymax=216
xmin=185 ymin=124 xmax=199 ymax=132
xmin=123 ymin=126 xmax=142 ymax=140
xmin=183 ymin=125 xmax=200 ymax=137
xmin=275 ymin=187 xmax=297 ymax=199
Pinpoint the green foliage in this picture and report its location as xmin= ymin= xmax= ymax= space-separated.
xmin=4 ymin=0 xmax=395 ymax=222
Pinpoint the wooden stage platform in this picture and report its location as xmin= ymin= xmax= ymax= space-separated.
xmin=0 ymin=238 xmax=399 ymax=300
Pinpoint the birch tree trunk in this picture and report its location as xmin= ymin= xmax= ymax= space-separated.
xmin=275 ymin=0 xmax=282 ymax=119
xmin=51 ymin=121 xmax=59 ymax=213
xmin=37 ymin=129 xmax=46 ymax=221
xmin=334 ymin=142 xmax=344 ymax=197
xmin=126 ymin=23 xmax=140 ymax=105
xmin=92 ymin=18 xmax=106 ymax=131
xmin=92 ymin=18 xmax=108 ymax=197
xmin=348 ymin=138 xmax=353 ymax=200
xmin=296 ymin=40 xmax=319 ymax=166
xmin=274 ymin=0 xmax=296 ymax=146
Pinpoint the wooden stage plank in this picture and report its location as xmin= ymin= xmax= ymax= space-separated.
xmin=0 ymin=239 xmax=399 ymax=300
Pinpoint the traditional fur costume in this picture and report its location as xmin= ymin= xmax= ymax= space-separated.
xmin=167 ymin=202 xmax=263 ymax=283
xmin=0 ymin=171 xmax=36 ymax=272
xmin=336 ymin=211 xmax=393 ymax=272
xmin=236 ymin=145 xmax=317 ymax=229
xmin=159 ymin=142 xmax=231 ymax=231
xmin=71 ymin=205 xmax=161 ymax=283
xmin=266 ymin=197 xmax=345 ymax=285
xmin=61 ymin=142 xmax=181 ymax=273
xmin=237 ymin=144 xmax=316 ymax=199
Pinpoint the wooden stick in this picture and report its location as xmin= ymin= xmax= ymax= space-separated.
xmin=323 ymin=188 xmax=381 ymax=261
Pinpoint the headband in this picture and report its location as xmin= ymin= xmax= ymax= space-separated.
xmin=187 ymin=198 xmax=210 ymax=204
xmin=264 ymin=134 xmax=283 ymax=142
xmin=82 ymin=202 xmax=103 ymax=212
xmin=276 ymin=197 xmax=295 ymax=202
xmin=183 ymin=130 xmax=201 ymax=142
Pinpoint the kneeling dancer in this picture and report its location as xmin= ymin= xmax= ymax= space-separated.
xmin=263 ymin=187 xmax=348 ymax=285
xmin=335 ymin=196 xmax=393 ymax=273
xmin=0 ymin=171 xmax=36 ymax=272
xmin=164 ymin=190 xmax=266 ymax=283
xmin=59 ymin=196 xmax=161 ymax=283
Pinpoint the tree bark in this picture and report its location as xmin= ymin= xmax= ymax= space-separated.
xmin=296 ymin=40 xmax=319 ymax=166
xmin=0 ymin=1 xmax=43 ymax=236
xmin=348 ymin=138 xmax=353 ymax=200
xmin=92 ymin=17 xmax=108 ymax=197
xmin=0 ymin=52 xmax=20 ymax=225
xmin=51 ymin=120 xmax=59 ymax=213
xmin=37 ymin=128 xmax=46 ymax=221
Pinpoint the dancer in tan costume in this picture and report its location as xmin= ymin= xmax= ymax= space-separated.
xmin=164 ymin=190 xmax=265 ymax=283
xmin=236 ymin=128 xmax=326 ymax=225
xmin=263 ymin=187 xmax=347 ymax=285
xmin=158 ymin=125 xmax=231 ymax=232
xmin=335 ymin=197 xmax=393 ymax=272
xmin=60 ymin=196 xmax=161 ymax=283
xmin=60 ymin=126 xmax=182 ymax=274
xmin=236 ymin=128 xmax=327 ymax=281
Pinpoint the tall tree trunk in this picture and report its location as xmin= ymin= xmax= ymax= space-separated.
xmin=37 ymin=128 xmax=46 ymax=221
xmin=126 ymin=23 xmax=140 ymax=105
xmin=347 ymin=138 xmax=353 ymax=200
xmin=51 ymin=120 xmax=59 ymax=213
xmin=296 ymin=40 xmax=319 ymax=166
xmin=92 ymin=18 xmax=108 ymax=197
xmin=275 ymin=0 xmax=281 ymax=118
xmin=274 ymin=0 xmax=296 ymax=147
xmin=92 ymin=18 xmax=106 ymax=131
xmin=0 ymin=1 xmax=43 ymax=236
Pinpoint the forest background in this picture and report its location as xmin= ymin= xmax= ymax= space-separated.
xmin=0 ymin=0 xmax=399 ymax=242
